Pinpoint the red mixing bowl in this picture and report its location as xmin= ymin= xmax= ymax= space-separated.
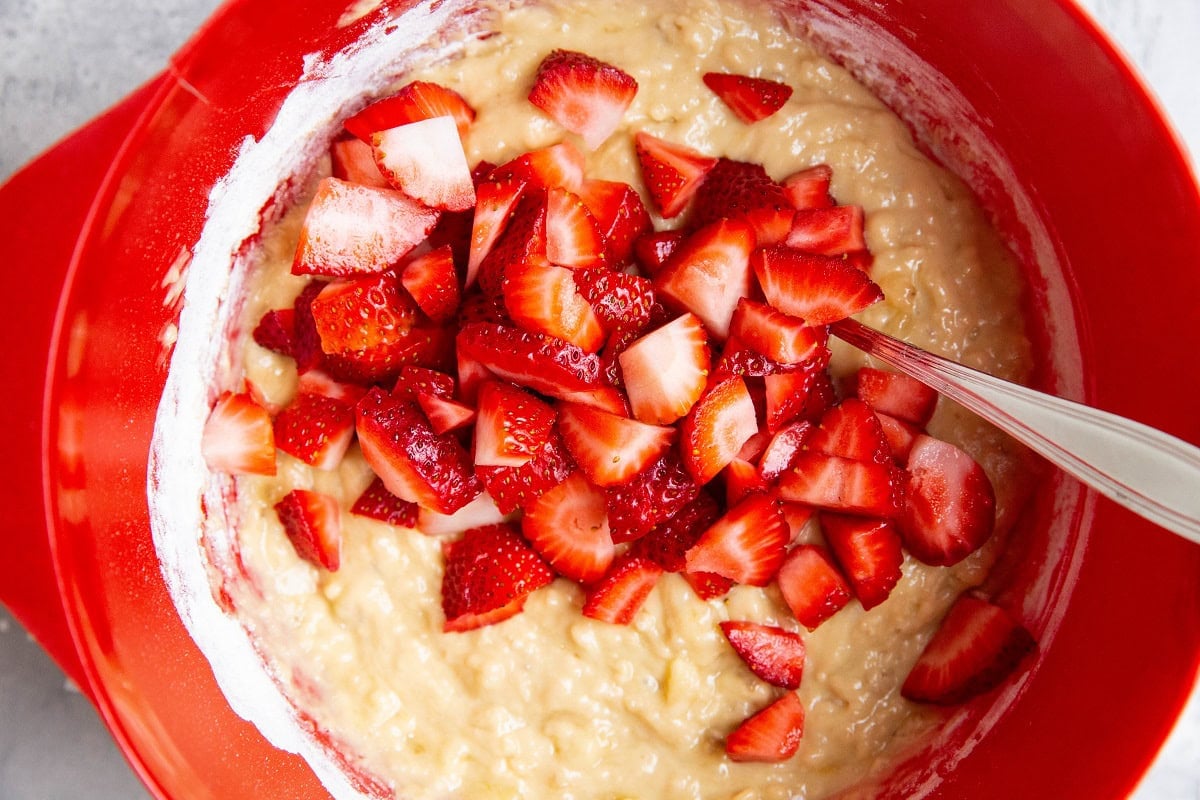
xmin=1 ymin=0 xmax=1197 ymax=798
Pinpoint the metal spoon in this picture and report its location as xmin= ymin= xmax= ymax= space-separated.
xmin=830 ymin=318 xmax=1200 ymax=544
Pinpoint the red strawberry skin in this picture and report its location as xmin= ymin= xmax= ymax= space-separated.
xmin=702 ymin=72 xmax=793 ymax=124
xmin=344 ymin=80 xmax=476 ymax=142
xmin=900 ymin=435 xmax=996 ymax=566
xmin=633 ymin=131 xmax=717 ymax=218
xmin=752 ymin=245 xmax=883 ymax=325
xmin=777 ymin=544 xmax=852 ymax=630
xmin=725 ymin=692 xmax=805 ymax=763
xmin=477 ymin=433 xmax=575 ymax=515
xmin=275 ymin=489 xmax=342 ymax=571
xmin=719 ymin=620 xmax=806 ymax=689
xmin=821 ymin=513 xmax=904 ymax=610
xmin=272 ymin=391 xmax=356 ymax=470
xmin=604 ymin=451 xmax=700 ymax=542
xmin=441 ymin=523 xmax=555 ymax=632
xmin=456 ymin=322 xmax=603 ymax=401
xmin=350 ymin=477 xmax=418 ymax=528
xmin=582 ymin=555 xmax=664 ymax=625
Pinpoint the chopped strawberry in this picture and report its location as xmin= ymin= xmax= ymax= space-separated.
xmin=782 ymin=164 xmax=835 ymax=210
xmin=763 ymin=361 xmax=836 ymax=432
xmin=296 ymin=369 xmax=370 ymax=405
xmin=785 ymin=205 xmax=866 ymax=256
xmin=683 ymin=571 xmax=736 ymax=600
xmin=330 ymin=136 xmax=389 ymax=188
xmin=901 ymin=594 xmax=1036 ymax=704
xmin=391 ymin=365 xmax=456 ymax=402
xmin=679 ymin=375 xmax=759 ymax=485
xmin=632 ymin=229 xmax=686 ymax=277
xmin=806 ymin=398 xmax=892 ymax=465
xmin=275 ymin=489 xmax=341 ymax=571
xmin=628 ymin=491 xmax=721 ymax=571
xmin=350 ymin=477 xmax=418 ymax=528
xmin=289 ymin=280 xmax=328 ymax=374
xmin=725 ymin=692 xmax=805 ymax=763
xmin=722 ymin=457 xmax=770 ymax=506
xmin=821 ymin=513 xmax=904 ymax=610
xmin=728 ymin=298 xmax=826 ymax=364
xmin=618 ymin=312 xmax=711 ymax=425
xmin=345 ymin=80 xmax=476 ymax=142
xmin=781 ymin=502 xmax=816 ymax=543
xmin=573 ymin=269 xmax=657 ymax=333
xmin=490 ymin=141 xmax=586 ymax=192
xmin=441 ymin=523 xmax=555 ymax=632
xmin=545 ymin=186 xmax=607 ymax=268
xmin=417 ymin=491 xmax=509 ymax=538
xmin=633 ymin=131 xmax=717 ymax=218
xmin=576 ymin=178 xmax=652 ymax=265
xmin=355 ymin=388 xmax=481 ymax=514
xmin=416 ymin=392 xmax=476 ymax=434
xmin=466 ymin=174 xmax=529 ymax=288
xmin=201 ymin=391 xmax=276 ymax=476
xmin=776 ymin=544 xmax=851 ymax=630
xmin=273 ymin=392 xmax=356 ymax=470
xmin=854 ymin=367 xmax=939 ymax=426
xmin=758 ymin=420 xmax=814 ymax=481
xmin=401 ymin=245 xmax=461 ymax=323
xmin=521 ymin=471 xmax=615 ymax=583
xmin=689 ymin=158 xmax=794 ymax=246
xmin=702 ymin=72 xmax=793 ymax=124
xmin=875 ymin=412 xmax=921 ymax=462
xmin=655 ymin=217 xmax=755 ymax=339
xmin=309 ymin=270 xmax=422 ymax=356
xmin=372 ymin=116 xmax=476 ymax=212
xmin=292 ymin=177 xmax=440 ymax=278
xmin=684 ymin=492 xmax=788 ymax=585
xmin=582 ymin=555 xmax=664 ymax=624
xmin=719 ymin=621 xmax=806 ymax=689
xmin=456 ymin=322 xmax=603 ymax=402
xmin=503 ymin=260 xmax=606 ymax=352
xmin=455 ymin=289 xmax=512 ymax=328
xmin=473 ymin=380 xmax=557 ymax=467
xmin=557 ymin=402 xmax=675 ymax=486
xmin=477 ymin=432 xmax=575 ymax=515
xmin=778 ymin=451 xmax=905 ymax=518
xmin=320 ymin=324 xmax=455 ymax=386
xmin=899 ymin=435 xmax=996 ymax=566
xmin=752 ymin=246 xmax=883 ymax=325
xmin=252 ymin=308 xmax=296 ymax=357
xmin=528 ymin=49 xmax=638 ymax=150
xmin=604 ymin=450 xmax=700 ymax=542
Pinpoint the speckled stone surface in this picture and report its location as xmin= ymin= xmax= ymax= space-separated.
xmin=1 ymin=1 xmax=1196 ymax=798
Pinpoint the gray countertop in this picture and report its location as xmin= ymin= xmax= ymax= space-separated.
xmin=1 ymin=0 xmax=1197 ymax=798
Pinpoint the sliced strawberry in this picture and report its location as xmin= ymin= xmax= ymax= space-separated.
xmin=633 ymin=131 xmax=717 ymax=218
xmin=628 ymin=491 xmax=721 ymax=571
xmin=455 ymin=289 xmax=512 ymax=328
xmin=782 ymin=164 xmax=835 ymax=210
xmin=296 ymin=369 xmax=370 ymax=405
xmin=632 ymin=229 xmax=686 ymax=277
xmin=330 ymin=136 xmax=389 ymax=188
xmin=901 ymin=594 xmax=1036 ymax=704
xmin=473 ymin=380 xmax=557 ymax=467
xmin=557 ymin=402 xmax=675 ymax=487
xmin=201 ymin=391 xmax=276 ymax=476
xmin=441 ymin=523 xmax=555 ymax=632
xmin=752 ymin=246 xmax=883 ymax=325
xmin=725 ymin=692 xmax=805 ymax=763
xmin=821 ymin=513 xmax=904 ymax=610
xmin=273 ymin=392 xmax=356 ymax=470
xmin=876 ymin=412 xmax=921 ymax=462
xmin=502 ymin=260 xmax=606 ymax=352
xmin=350 ymin=477 xmax=418 ymax=528
xmin=723 ymin=457 xmax=770 ymax=506
xmin=292 ymin=177 xmax=440 ymax=278
xmin=655 ymin=217 xmax=755 ymax=339
xmin=758 ymin=419 xmax=814 ymax=482
xmin=684 ymin=492 xmax=788 ymax=585
xmin=417 ymin=491 xmax=510 ymax=538
xmin=490 ymin=141 xmax=586 ymax=192
xmin=476 ymin=187 xmax=550 ymax=299
xmin=679 ymin=375 xmax=759 ymax=485
xmin=573 ymin=269 xmax=657 ymax=333
xmin=466 ymin=173 xmax=529 ymax=288
xmin=401 ymin=245 xmax=461 ymax=323
xmin=456 ymin=322 xmax=603 ymax=402
xmin=309 ymin=271 xmax=422 ymax=356
xmin=275 ymin=489 xmax=341 ymax=571
xmin=776 ymin=544 xmax=851 ymax=630
xmin=391 ymin=365 xmax=456 ymax=402
xmin=372 ymin=116 xmax=475 ymax=212
xmin=785 ymin=205 xmax=866 ymax=256
xmin=345 ymin=80 xmax=476 ymax=142
xmin=806 ymin=398 xmax=892 ymax=465
xmin=778 ymin=451 xmax=905 ymax=517
xmin=728 ymin=298 xmax=826 ymax=364
xmin=521 ymin=470 xmax=615 ymax=583
xmin=582 ymin=555 xmax=664 ymax=625
xmin=545 ymin=186 xmax=607 ymax=268
xmin=416 ymin=392 xmax=476 ymax=434
xmin=604 ymin=450 xmax=700 ymax=542
xmin=320 ymin=324 xmax=455 ymax=386
xmin=618 ymin=312 xmax=711 ymax=425
xmin=355 ymin=388 xmax=481 ymax=514
xmin=689 ymin=158 xmax=794 ymax=246
xmin=899 ymin=435 xmax=996 ymax=566
xmin=763 ymin=361 xmax=836 ymax=433
xmin=252 ymin=307 xmax=296 ymax=357
xmin=719 ymin=621 xmax=806 ymax=689
xmin=854 ymin=367 xmax=939 ymax=426
xmin=477 ymin=432 xmax=575 ymax=515
xmin=683 ymin=571 xmax=736 ymax=600
xmin=576 ymin=178 xmax=651 ymax=265
xmin=528 ymin=49 xmax=637 ymax=150
xmin=702 ymin=72 xmax=793 ymax=124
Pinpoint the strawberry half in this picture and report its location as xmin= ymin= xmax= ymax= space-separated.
xmin=728 ymin=298 xmax=826 ymax=365
xmin=345 ymin=80 xmax=476 ymax=142
xmin=521 ymin=470 xmax=615 ymax=583
xmin=725 ymin=692 xmax=805 ymax=763
xmin=633 ymin=131 xmax=717 ymax=218
xmin=901 ymin=593 xmax=1036 ymax=704
xmin=685 ymin=492 xmax=789 ymax=585
xmin=275 ymin=489 xmax=341 ymax=571
xmin=778 ymin=451 xmax=905 ymax=518
xmin=582 ymin=555 xmax=664 ymax=625
xmin=372 ymin=116 xmax=475 ymax=212
xmin=899 ymin=435 xmax=996 ymax=566
xmin=201 ymin=391 xmax=276 ymax=476
xmin=546 ymin=186 xmax=607 ymax=268
xmin=557 ymin=402 xmax=675 ymax=487
xmin=752 ymin=245 xmax=883 ymax=325
xmin=441 ymin=523 xmax=555 ymax=632
xmin=473 ymin=380 xmax=557 ymax=467
xmin=719 ymin=621 xmax=806 ymax=690
xmin=350 ymin=477 xmax=418 ymax=528
xmin=456 ymin=322 xmax=603 ymax=402
xmin=821 ymin=513 xmax=904 ymax=611
xmin=680 ymin=375 xmax=759 ymax=485
xmin=273 ymin=391 xmax=356 ymax=470
xmin=401 ymin=245 xmax=461 ymax=324
xmin=655 ymin=217 xmax=756 ymax=339
xmin=702 ymin=72 xmax=793 ymax=124
xmin=618 ymin=312 xmax=711 ymax=425
xmin=776 ymin=544 xmax=851 ymax=630
xmin=528 ymin=49 xmax=638 ymax=150
xmin=854 ymin=366 xmax=939 ymax=427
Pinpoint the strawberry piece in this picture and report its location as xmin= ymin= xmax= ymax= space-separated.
xmin=604 ymin=450 xmax=700 ymax=542
xmin=416 ymin=392 xmax=476 ymax=434
xmin=680 ymin=375 xmax=759 ymax=485
xmin=490 ymin=141 xmax=586 ymax=192
xmin=628 ymin=491 xmax=721 ymax=571
xmin=758 ymin=419 xmax=814 ymax=482
xmin=401 ymin=245 xmax=461 ymax=323
xmin=582 ymin=555 xmax=664 ymax=624
xmin=275 ymin=489 xmax=341 ymax=571
xmin=292 ymin=177 xmax=441 ymax=278
xmin=466 ymin=173 xmax=530 ymax=288
xmin=477 ymin=433 xmax=575 ymax=515
xmin=785 ymin=205 xmax=867 ymax=256
xmin=297 ymin=369 xmax=370 ymax=405
xmin=725 ymin=692 xmax=805 ymax=763
xmin=633 ymin=229 xmax=686 ymax=277
xmin=356 ymin=388 xmax=481 ymax=514
xmin=854 ymin=367 xmax=939 ymax=426
xmin=477 ymin=187 xmax=549 ymax=299
xmin=503 ymin=260 xmax=606 ymax=352
xmin=372 ymin=116 xmax=476 ymax=211
xmin=521 ymin=470 xmax=615 ymax=583
xmin=418 ymin=492 xmax=510 ymax=539
xmin=344 ymin=80 xmax=476 ymax=142
xmin=719 ymin=621 xmax=806 ymax=689
xmin=752 ymin=246 xmax=883 ymax=325
xmin=201 ymin=391 xmax=276 ymax=476
xmin=330 ymin=136 xmax=389 ymax=188
xmin=807 ymin=398 xmax=892 ymax=465
xmin=723 ymin=457 xmax=770 ymax=506
xmin=899 ymin=435 xmax=996 ymax=566
xmin=557 ymin=402 xmax=675 ymax=487
xmin=573 ymin=269 xmax=657 ymax=333
xmin=684 ymin=492 xmax=788 ymax=585
xmin=576 ymin=178 xmax=651 ymax=265
xmin=689 ymin=158 xmax=794 ymax=246
xmin=618 ymin=312 xmax=711 ymax=425
xmin=546 ymin=187 xmax=607 ymax=268
xmin=655 ymin=217 xmax=755 ymax=339
xmin=683 ymin=571 xmax=736 ymax=600
xmin=456 ymin=322 xmax=603 ymax=402
xmin=777 ymin=544 xmax=851 ymax=630
xmin=728 ymin=298 xmax=826 ymax=364
xmin=350 ymin=477 xmax=418 ymax=528
xmin=702 ymin=72 xmax=793 ymax=124
xmin=473 ymin=380 xmax=557 ymax=467
xmin=456 ymin=289 xmax=512 ymax=328
xmin=309 ymin=270 xmax=422 ymax=356
xmin=821 ymin=513 xmax=904 ymax=610
xmin=273 ymin=392 xmax=356 ymax=470
xmin=901 ymin=594 xmax=1036 ymax=704
xmin=528 ymin=49 xmax=638 ymax=150
xmin=633 ymin=131 xmax=717 ymax=218
xmin=320 ymin=325 xmax=454 ymax=386
xmin=289 ymin=280 xmax=328 ymax=374
xmin=763 ymin=361 xmax=836 ymax=433
xmin=876 ymin=412 xmax=921 ymax=462
xmin=778 ymin=451 xmax=905 ymax=517
xmin=782 ymin=164 xmax=835 ymax=210
xmin=252 ymin=308 xmax=296 ymax=357
xmin=781 ymin=502 xmax=816 ymax=542
xmin=441 ymin=523 xmax=555 ymax=632
xmin=391 ymin=365 xmax=456 ymax=402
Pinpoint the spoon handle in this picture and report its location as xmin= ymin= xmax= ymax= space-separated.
xmin=830 ymin=318 xmax=1200 ymax=544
